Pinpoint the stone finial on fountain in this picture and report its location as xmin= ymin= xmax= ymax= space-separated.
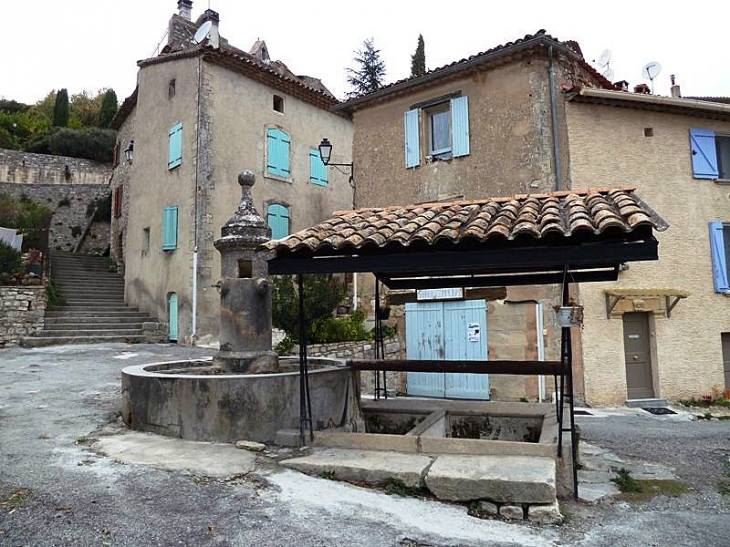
xmin=213 ymin=170 xmax=278 ymax=374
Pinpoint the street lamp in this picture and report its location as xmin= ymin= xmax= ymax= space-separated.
xmin=318 ymin=138 xmax=353 ymax=187
xmin=124 ymin=140 xmax=134 ymax=164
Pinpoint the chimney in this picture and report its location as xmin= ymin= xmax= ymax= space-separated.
xmin=670 ymin=74 xmax=681 ymax=98
xmin=633 ymin=83 xmax=651 ymax=94
xmin=615 ymin=80 xmax=629 ymax=92
xmin=196 ymin=9 xmax=220 ymax=48
xmin=177 ymin=0 xmax=193 ymax=20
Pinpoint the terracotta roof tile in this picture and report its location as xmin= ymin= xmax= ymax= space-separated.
xmin=264 ymin=188 xmax=668 ymax=255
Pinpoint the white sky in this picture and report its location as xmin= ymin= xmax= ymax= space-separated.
xmin=2 ymin=0 xmax=729 ymax=105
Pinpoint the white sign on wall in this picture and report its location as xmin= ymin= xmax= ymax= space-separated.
xmin=416 ymin=287 xmax=464 ymax=301
xmin=468 ymin=322 xmax=481 ymax=342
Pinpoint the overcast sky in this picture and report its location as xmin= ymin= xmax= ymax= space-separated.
xmin=3 ymin=0 xmax=729 ymax=104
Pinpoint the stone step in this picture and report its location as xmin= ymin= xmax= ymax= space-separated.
xmin=20 ymin=334 xmax=146 ymax=348
xmin=57 ymin=292 xmax=126 ymax=300
xmin=44 ymin=321 xmax=144 ymax=330
xmin=47 ymin=305 xmax=139 ymax=312
xmin=45 ymin=310 xmax=146 ymax=318
xmin=62 ymin=300 xmax=127 ymax=306
xmin=45 ymin=316 xmax=146 ymax=326
xmin=625 ymin=398 xmax=668 ymax=408
xmin=40 ymin=328 xmax=144 ymax=337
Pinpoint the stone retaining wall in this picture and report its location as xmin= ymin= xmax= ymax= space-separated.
xmin=0 ymin=149 xmax=111 ymax=186
xmin=307 ymin=336 xmax=401 ymax=360
xmin=0 ymin=286 xmax=46 ymax=347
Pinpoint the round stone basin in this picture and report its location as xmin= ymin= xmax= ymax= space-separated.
xmin=121 ymin=357 xmax=360 ymax=443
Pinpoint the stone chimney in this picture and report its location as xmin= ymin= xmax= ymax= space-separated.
xmin=670 ymin=75 xmax=681 ymax=98
xmin=177 ymin=0 xmax=193 ymax=20
xmin=196 ymin=9 xmax=220 ymax=48
xmin=633 ymin=83 xmax=651 ymax=94
xmin=213 ymin=171 xmax=278 ymax=374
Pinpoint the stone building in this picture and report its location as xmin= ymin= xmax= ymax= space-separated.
xmin=336 ymin=31 xmax=612 ymax=401
xmin=110 ymin=1 xmax=353 ymax=344
xmin=565 ymin=87 xmax=730 ymax=405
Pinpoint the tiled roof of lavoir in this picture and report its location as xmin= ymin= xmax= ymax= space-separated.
xmin=263 ymin=188 xmax=667 ymax=256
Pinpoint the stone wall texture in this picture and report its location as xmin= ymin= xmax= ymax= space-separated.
xmin=567 ymin=102 xmax=730 ymax=405
xmin=0 ymin=149 xmax=111 ymax=186
xmin=0 ymin=286 xmax=46 ymax=347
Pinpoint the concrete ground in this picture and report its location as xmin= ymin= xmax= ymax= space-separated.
xmin=1 ymin=343 xmax=729 ymax=546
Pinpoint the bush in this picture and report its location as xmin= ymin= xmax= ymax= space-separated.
xmin=310 ymin=309 xmax=368 ymax=344
xmin=46 ymin=280 xmax=65 ymax=307
xmin=0 ymin=193 xmax=51 ymax=251
xmin=0 ymin=242 xmax=22 ymax=276
xmin=26 ymin=127 xmax=116 ymax=162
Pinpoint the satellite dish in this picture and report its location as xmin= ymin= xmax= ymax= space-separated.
xmin=642 ymin=62 xmax=662 ymax=81
xmin=597 ymin=49 xmax=612 ymax=67
xmin=193 ymin=21 xmax=213 ymax=43
xmin=602 ymin=68 xmax=615 ymax=82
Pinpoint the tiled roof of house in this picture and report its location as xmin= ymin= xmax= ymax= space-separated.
xmin=337 ymin=30 xmax=615 ymax=112
xmin=263 ymin=188 xmax=667 ymax=255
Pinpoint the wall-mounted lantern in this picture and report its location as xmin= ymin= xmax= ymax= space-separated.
xmin=124 ymin=140 xmax=135 ymax=164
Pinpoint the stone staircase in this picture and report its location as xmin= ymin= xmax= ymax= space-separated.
xmin=21 ymin=252 xmax=155 ymax=347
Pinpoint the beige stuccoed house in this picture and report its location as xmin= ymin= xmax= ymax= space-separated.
xmin=110 ymin=1 xmax=353 ymax=345
xmin=566 ymin=86 xmax=730 ymax=405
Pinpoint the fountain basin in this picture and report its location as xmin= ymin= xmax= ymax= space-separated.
xmin=121 ymin=357 xmax=361 ymax=443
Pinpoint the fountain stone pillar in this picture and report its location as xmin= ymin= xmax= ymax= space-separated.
xmin=213 ymin=170 xmax=278 ymax=373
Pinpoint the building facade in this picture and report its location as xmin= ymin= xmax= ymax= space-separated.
xmin=566 ymin=88 xmax=730 ymax=404
xmin=111 ymin=3 xmax=353 ymax=344
xmin=338 ymin=31 xmax=612 ymax=401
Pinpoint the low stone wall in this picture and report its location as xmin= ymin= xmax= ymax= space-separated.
xmin=0 ymin=149 xmax=111 ymax=186
xmin=307 ymin=336 xmax=401 ymax=360
xmin=0 ymin=286 xmax=46 ymax=347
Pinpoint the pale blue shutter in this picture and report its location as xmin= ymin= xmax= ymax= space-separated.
xmin=709 ymin=221 xmax=729 ymax=292
xmin=404 ymin=109 xmax=420 ymax=168
xmin=267 ymin=128 xmax=291 ymax=177
xmin=162 ymin=206 xmax=178 ymax=250
xmin=451 ymin=96 xmax=470 ymax=157
xmin=690 ymin=128 xmax=719 ymax=179
xmin=310 ymin=149 xmax=328 ymax=186
xmin=168 ymin=293 xmax=178 ymax=341
xmin=168 ymin=122 xmax=183 ymax=169
xmin=267 ymin=204 xmax=290 ymax=239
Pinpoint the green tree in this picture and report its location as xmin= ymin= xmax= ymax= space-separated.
xmin=69 ymin=90 xmax=100 ymax=128
xmin=346 ymin=38 xmax=386 ymax=98
xmin=99 ymin=89 xmax=118 ymax=128
xmin=410 ymin=34 xmax=426 ymax=77
xmin=53 ymin=88 xmax=69 ymax=127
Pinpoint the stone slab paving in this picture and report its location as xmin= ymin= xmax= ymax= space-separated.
xmin=280 ymin=448 xmax=434 ymax=488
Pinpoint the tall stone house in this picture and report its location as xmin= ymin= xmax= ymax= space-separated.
xmin=565 ymin=86 xmax=730 ymax=405
xmin=337 ymin=31 xmax=613 ymax=401
xmin=110 ymin=1 xmax=353 ymax=344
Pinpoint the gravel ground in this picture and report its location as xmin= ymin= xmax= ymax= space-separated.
xmin=1 ymin=343 xmax=729 ymax=547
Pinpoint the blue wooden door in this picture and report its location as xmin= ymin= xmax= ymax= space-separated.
xmin=168 ymin=293 xmax=178 ymax=342
xmin=406 ymin=300 xmax=489 ymax=400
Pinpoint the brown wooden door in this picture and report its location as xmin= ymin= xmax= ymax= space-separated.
xmin=623 ymin=312 xmax=655 ymax=399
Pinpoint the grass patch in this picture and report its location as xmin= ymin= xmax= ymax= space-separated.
xmin=318 ymin=470 xmax=336 ymax=480
xmin=74 ymin=437 xmax=89 ymax=445
xmin=46 ymin=280 xmax=65 ymax=307
xmin=611 ymin=468 xmax=642 ymax=493
xmin=618 ymin=479 xmax=691 ymax=501
xmin=381 ymin=478 xmax=427 ymax=497
xmin=0 ymin=488 xmax=32 ymax=510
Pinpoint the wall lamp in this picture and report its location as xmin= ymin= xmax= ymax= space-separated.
xmin=318 ymin=138 xmax=354 ymax=187
xmin=124 ymin=140 xmax=135 ymax=164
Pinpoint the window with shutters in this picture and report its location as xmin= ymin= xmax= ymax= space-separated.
xmin=404 ymin=95 xmax=470 ymax=168
xmin=267 ymin=203 xmax=290 ymax=240
xmin=266 ymin=127 xmax=291 ymax=179
xmin=309 ymin=148 xmax=328 ymax=186
xmin=168 ymin=122 xmax=183 ymax=170
xmin=709 ymin=221 xmax=730 ymax=293
xmin=113 ymin=186 xmax=123 ymax=218
xmin=689 ymin=128 xmax=730 ymax=180
xmin=162 ymin=206 xmax=178 ymax=251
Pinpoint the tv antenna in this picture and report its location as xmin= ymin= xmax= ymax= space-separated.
xmin=642 ymin=62 xmax=662 ymax=93
xmin=193 ymin=21 xmax=213 ymax=44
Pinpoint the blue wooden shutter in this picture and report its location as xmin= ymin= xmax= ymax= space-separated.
xmin=709 ymin=221 xmax=729 ymax=292
xmin=168 ymin=293 xmax=178 ymax=341
xmin=168 ymin=122 xmax=183 ymax=169
xmin=404 ymin=109 xmax=420 ymax=168
xmin=162 ymin=206 xmax=178 ymax=250
xmin=267 ymin=128 xmax=291 ymax=177
xmin=309 ymin=149 xmax=328 ymax=186
xmin=690 ymin=128 xmax=718 ymax=179
xmin=267 ymin=204 xmax=290 ymax=239
xmin=451 ymin=96 xmax=470 ymax=158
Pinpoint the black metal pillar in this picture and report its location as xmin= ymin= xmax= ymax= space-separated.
xmin=374 ymin=277 xmax=387 ymax=399
xmin=298 ymin=274 xmax=313 ymax=444
xmin=559 ymin=266 xmax=579 ymax=500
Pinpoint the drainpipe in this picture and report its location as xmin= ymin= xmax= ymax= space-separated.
xmin=547 ymin=45 xmax=564 ymax=191
xmin=192 ymin=246 xmax=198 ymax=340
xmin=536 ymin=302 xmax=546 ymax=402
xmin=352 ymin=273 xmax=358 ymax=310
xmin=191 ymin=55 xmax=203 ymax=345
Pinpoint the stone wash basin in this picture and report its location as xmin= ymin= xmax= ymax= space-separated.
xmin=121 ymin=357 xmax=361 ymax=443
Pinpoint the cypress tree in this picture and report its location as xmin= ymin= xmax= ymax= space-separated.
xmin=52 ymin=88 xmax=69 ymax=127
xmin=346 ymin=38 xmax=386 ymax=98
xmin=99 ymin=89 xmax=118 ymax=128
xmin=410 ymin=34 xmax=426 ymax=77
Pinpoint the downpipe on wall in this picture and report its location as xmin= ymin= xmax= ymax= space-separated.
xmin=547 ymin=45 xmax=563 ymax=192
xmin=192 ymin=246 xmax=198 ymax=342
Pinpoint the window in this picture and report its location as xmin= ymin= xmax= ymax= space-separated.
xmin=168 ymin=122 xmax=183 ymax=170
xmin=404 ymin=95 xmax=470 ymax=168
xmin=143 ymin=227 xmax=150 ymax=250
xmin=113 ymin=186 xmax=123 ymax=218
xmin=309 ymin=148 xmax=328 ymax=186
xmin=162 ymin=206 xmax=178 ymax=251
xmin=112 ymin=142 xmax=120 ymax=168
xmin=267 ymin=204 xmax=290 ymax=240
xmin=690 ymin=128 xmax=730 ymax=180
xmin=266 ymin=128 xmax=291 ymax=178
xmin=168 ymin=79 xmax=176 ymax=99
xmin=273 ymin=95 xmax=284 ymax=113
xmin=644 ymin=127 xmax=654 ymax=137
xmin=709 ymin=221 xmax=730 ymax=293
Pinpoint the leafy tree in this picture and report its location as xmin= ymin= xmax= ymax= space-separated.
xmin=0 ymin=99 xmax=29 ymax=114
xmin=0 ymin=193 xmax=52 ymax=251
xmin=410 ymin=34 xmax=426 ymax=77
xmin=26 ymin=128 xmax=116 ymax=162
xmin=99 ymin=89 xmax=118 ymax=128
xmin=0 ymin=126 xmax=20 ymax=149
xmin=53 ymin=88 xmax=69 ymax=127
xmin=32 ymin=91 xmax=57 ymax=122
xmin=346 ymin=38 xmax=386 ymax=98
xmin=69 ymin=90 xmax=101 ymax=128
